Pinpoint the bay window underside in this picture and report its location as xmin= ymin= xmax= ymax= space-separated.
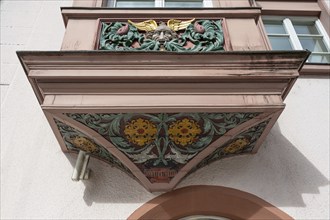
xmin=18 ymin=50 xmax=308 ymax=191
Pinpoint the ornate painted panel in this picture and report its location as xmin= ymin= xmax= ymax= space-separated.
xmin=66 ymin=113 xmax=258 ymax=183
xmin=99 ymin=19 xmax=224 ymax=52
xmin=190 ymin=120 xmax=270 ymax=173
xmin=54 ymin=118 xmax=134 ymax=177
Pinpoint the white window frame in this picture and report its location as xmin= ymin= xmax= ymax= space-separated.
xmin=263 ymin=16 xmax=330 ymax=63
xmin=263 ymin=19 xmax=294 ymax=50
xmin=108 ymin=0 xmax=212 ymax=8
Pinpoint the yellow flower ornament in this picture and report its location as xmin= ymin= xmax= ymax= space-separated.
xmin=223 ymin=138 xmax=250 ymax=154
xmin=71 ymin=136 xmax=98 ymax=153
xmin=168 ymin=118 xmax=201 ymax=147
xmin=124 ymin=118 xmax=157 ymax=147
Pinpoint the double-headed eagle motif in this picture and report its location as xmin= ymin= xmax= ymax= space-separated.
xmin=128 ymin=18 xmax=195 ymax=32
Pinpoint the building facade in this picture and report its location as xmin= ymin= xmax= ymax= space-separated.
xmin=1 ymin=0 xmax=329 ymax=219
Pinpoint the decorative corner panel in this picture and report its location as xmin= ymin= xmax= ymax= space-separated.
xmin=190 ymin=120 xmax=270 ymax=174
xmin=54 ymin=118 xmax=134 ymax=177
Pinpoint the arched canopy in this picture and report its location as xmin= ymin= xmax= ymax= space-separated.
xmin=128 ymin=185 xmax=293 ymax=220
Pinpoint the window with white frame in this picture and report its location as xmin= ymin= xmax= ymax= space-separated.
xmin=263 ymin=17 xmax=330 ymax=64
xmin=107 ymin=0 xmax=212 ymax=8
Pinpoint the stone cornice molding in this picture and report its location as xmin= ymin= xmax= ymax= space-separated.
xmin=18 ymin=50 xmax=308 ymax=73
xmin=61 ymin=8 xmax=262 ymax=26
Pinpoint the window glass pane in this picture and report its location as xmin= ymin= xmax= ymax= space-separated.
xmin=165 ymin=0 xmax=203 ymax=8
xmin=107 ymin=0 xmax=115 ymax=7
xmin=264 ymin=23 xmax=286 ymax=34
xmin=115 ymin=0 xmax=155 ymax=8
xmin=299 ymin=37 xmax=329 ymax=52
xmin=268 ymin=36 xmax=293 ymax=50
xmin=308 ymin=54 xmax=330 ymax=64
xmin=293 ymin=22 xmax=319 ymax=35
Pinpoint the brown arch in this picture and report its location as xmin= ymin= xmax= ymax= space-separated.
xmin=128 ymin=185 xmax=293 ymax=220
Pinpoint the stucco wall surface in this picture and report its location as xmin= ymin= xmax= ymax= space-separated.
xmin=180 ymin=77 xmax=330 ymax=220
xmin=1 ymin=1 xmax=329 ymax=220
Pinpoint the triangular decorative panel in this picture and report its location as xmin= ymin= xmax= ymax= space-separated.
xmin=66 ymin=113 xmax=258 ymax=184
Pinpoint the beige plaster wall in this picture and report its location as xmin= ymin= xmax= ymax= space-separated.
xmin=0 ymin=0 xmax=72 ymax=104
xmin=1 ymin=1 xmax=329 ymax=220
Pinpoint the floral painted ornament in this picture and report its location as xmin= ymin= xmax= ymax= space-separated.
xmin=124 ymin=118 xmax=157 ymax=147
xmin=70 ymin=136 xmax=99 ymax=153
xmin=66 ymin=113 xmax=259 ymax=183
xmin=223 ymin=138 xmax=250 ymax=154
xmin=168 ymin=118 xmax=202 ymax=147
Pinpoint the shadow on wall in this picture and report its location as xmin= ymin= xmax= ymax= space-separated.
xmin=65 ymin=122 xmax=329 ymax=207
xmin=180 ymin=122 xmax=329 ymax=207
xmin=64 ymin=154 xmax=156 ymax=206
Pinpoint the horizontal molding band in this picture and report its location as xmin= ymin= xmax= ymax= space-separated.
xmin=61 ymin=8 xmax=262 ymax=26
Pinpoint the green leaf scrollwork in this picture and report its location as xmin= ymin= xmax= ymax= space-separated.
xmin=66 ymin=113 xmax=257 ymax=168
xmin=99 ymin=20 xmax=224 ymax=52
